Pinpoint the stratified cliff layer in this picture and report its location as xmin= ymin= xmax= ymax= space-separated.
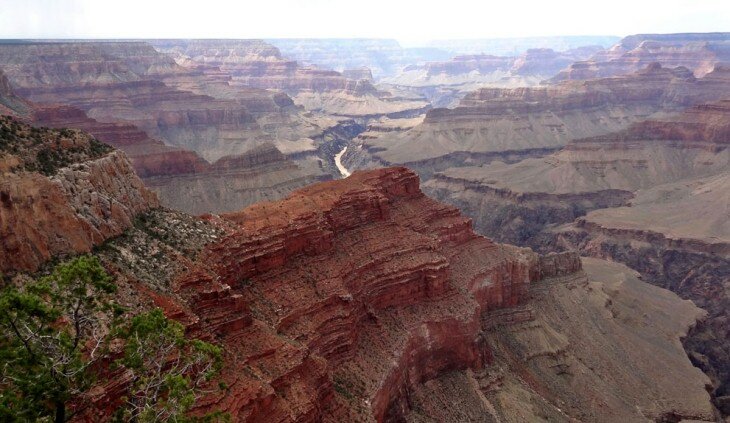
xmin=0 ymin=41 xmax=342 ymax=213
xmin=423 ymin=101 xmax=729 ymax=244
xmin=551 ymin=32 xmax=730 ymax=81
xmin=2 ymin=124 xmax=716 ymax=420
xmin=352 ymin=64 xmax=730 ymax=172
xmin=400 ymin=258 xmax=715 ymax=422
xmin=384 ymin=46 xmax=603 ymax=91
xmin=152 ymin=39 xmax=430 ymax=119
xmin=89 ymin=166 xmax=714 ymax=422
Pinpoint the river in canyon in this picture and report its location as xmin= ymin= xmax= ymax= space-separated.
xmin=334 ymin=146 xmax=351 ymax=178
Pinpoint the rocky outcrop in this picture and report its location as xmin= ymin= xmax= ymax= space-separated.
xmin=551 ymin=32 xmax=730 ymax=81
xmin=0 ymin=117 xmax=158 ymax=272
xmin=155 ymin=167 xmax=546 ymax=420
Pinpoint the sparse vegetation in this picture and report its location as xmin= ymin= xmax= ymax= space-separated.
xmin=0 ymin=116 xmax=112 ymax=176
xmin=0 ymin=255 xmax=225 ymax=422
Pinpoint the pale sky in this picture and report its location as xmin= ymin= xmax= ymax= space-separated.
xmin=1 ymin=0 xmax=728 ymax=46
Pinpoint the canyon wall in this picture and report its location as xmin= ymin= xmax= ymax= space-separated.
xmin=551 ymin=32 xmax=730 ymax=81
xmin=80 ymin=167 xmax=713 ymax=421
xmin=347 ymin=64 xmax=730 ymax=177
xmin=2 ymin=114 xmax=715 ymax=420
xmin=420 ymin=100 xmax=730 ymax=413
xmin=0 ymin=41 xmax=344 ymax=213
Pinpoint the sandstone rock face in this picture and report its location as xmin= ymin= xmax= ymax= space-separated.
xmin=0 ymin=118 xmax=158 ymax=272
xmin=154 ymin=167 xmax=549 ymax=421
xmin=551 ymin=32 xmax=730 ymax=81
xmin=136 ymin=168 xmax=710 ymax=421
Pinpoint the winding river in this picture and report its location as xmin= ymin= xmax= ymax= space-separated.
xmin=334 ymin=146 xmax=351 ymax=178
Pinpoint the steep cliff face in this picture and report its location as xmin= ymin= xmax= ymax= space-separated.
xmin=551 ymin=32 xmax=730 ymax=81
xmin=32 ymin=104 xmax=211 ymax=178
xmin=400 ymin=258 xmax=715 ymax=423
xmin=144 ymin=143 xmax=330 ymax=215
xmin=82 ymin=167 xmax=713 ymax=421
xmin=0 ymin=116 xmax=158 ymax=272
xmin=545 ymin=174 xmax=730 ymax=412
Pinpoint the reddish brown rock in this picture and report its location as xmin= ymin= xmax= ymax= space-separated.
xmin=168 ymin=167 xmax=544 ymax=420
xmin=0 ymin=118 xmax=158 ymax=273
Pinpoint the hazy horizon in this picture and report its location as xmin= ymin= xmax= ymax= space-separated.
xmin=1 ymin=0 xmax=728 ymax=47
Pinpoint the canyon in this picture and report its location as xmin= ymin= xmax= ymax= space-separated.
xmin=407 ymin=90 xmax=730 ymax=416
xmin=0 ymin=41 xmax=347 ymax=214
xmin=2 ymin=30 xmax=730 ymax=421
xmin=0 ymin=122 xmax=716 ymax=420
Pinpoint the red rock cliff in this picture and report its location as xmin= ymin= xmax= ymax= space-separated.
xmin=137 ymin=167 xmax=577 ymax=421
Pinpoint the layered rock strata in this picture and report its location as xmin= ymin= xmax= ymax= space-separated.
xmin=3 ymin=130 xmax=717 ymax=420
xmin=348 ymin=64 xmax=730 ymax=176
xmin=0 ymin=41 xmax=340 ymax=213
xmin=422 ymin=101 xmax=729 ymax=245
xmin=400 ymin=258 xmax=715 ymax=422
xmin=420 ymin=101 xmax=730 ymax=414
xmin=551 ymin=32 xmax=730 ymax=81
xmin=152 ymin=40 xmax=431 ymax=119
